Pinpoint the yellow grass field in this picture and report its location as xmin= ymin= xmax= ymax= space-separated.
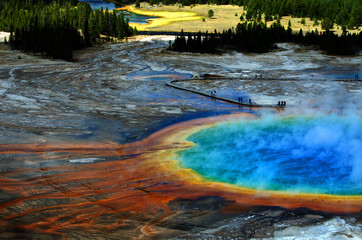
xmin=119 ymin=4 xmax=245 ymax=32
xmin=118 ymin=3 xmax=361 ymax=35
xmin=0 ymin=32 xmax=10 ymax=43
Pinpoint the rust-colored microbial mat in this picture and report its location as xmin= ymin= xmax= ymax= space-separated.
xmin=0 ymin=113 xmax=361 ymax=238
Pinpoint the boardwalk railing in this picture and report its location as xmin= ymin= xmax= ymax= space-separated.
xmin=165 ymin=76 xmax=361 ymax=108
xmin=166 ymin=77 xmax=284 ymax=108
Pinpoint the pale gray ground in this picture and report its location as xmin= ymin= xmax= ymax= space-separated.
xmin=0 ymin=37 xmax=361 ymax=239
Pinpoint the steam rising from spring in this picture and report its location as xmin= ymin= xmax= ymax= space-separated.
xmin=178 ymin=113 xmax=362 ymax=195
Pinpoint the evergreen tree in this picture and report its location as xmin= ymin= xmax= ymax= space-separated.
xmin=321 ymin=18 xmax=334 ymax=31
xmin=135 ymin=0 xmax=141 ymax=8
xmin=208 ymin=9 xmax=214 ymax=18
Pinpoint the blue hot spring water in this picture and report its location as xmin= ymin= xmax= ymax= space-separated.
xmin=178 ymin=114 xmax=362 ymax=195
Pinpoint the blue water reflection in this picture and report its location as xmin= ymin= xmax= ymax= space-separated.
xmin=120 ymin=11 xmax=159 ymax=24
xmin=79 ymin=0 xmax=159 ymax=24
xmin=79 ymin=0 xmax=120 ymax=10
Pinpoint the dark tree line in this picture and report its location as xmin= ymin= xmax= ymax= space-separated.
xmin=170 ymin=21 xmax=361 ymax=55
xmin=170 ymin=30 xmax=219 ymax=53
xmin=0 ymin=0 xmax=136 ymax=60
xmin=243 ymin=0 xmax=360 ymax=29
xmin=145 ymin=0 xmax=361 ymax=29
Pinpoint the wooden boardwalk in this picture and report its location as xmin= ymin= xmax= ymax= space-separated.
xmin=166 ymin=76 xmax=361 ymax=108
xmin=166 ymin=77 xmax=285 ymax=108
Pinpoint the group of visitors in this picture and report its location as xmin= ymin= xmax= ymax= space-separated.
xmin=210 ymin=90 xmax=287 ymax=108
xmin=278 ymin=101 xmax=286 ymax=106
xmin=238 ymin=97 xmax=254 ymax=105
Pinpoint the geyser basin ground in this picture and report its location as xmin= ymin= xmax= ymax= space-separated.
xmin=177 ymin=114 xmax=362 ymax=196
xmin=1 ymin=38 xmax=362 ymax=238
xmin=127 ymin=70 xmax=192 ymax=81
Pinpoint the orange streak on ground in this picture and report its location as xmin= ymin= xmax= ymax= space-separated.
xmin=0 ymin=113 xmax=361 ymax=237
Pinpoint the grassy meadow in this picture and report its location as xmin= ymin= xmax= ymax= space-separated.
xmin=119 ymin=3 xmax=361 ymax=35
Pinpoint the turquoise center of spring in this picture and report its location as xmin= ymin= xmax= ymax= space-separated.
xmin=178 ymin=115 xmax=362 ymax=195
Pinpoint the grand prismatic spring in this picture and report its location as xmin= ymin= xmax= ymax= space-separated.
xmin=177 ymin=114 xmax=362 ymax=196
xmin=0 ymin=35 xmax=361 ymax=238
